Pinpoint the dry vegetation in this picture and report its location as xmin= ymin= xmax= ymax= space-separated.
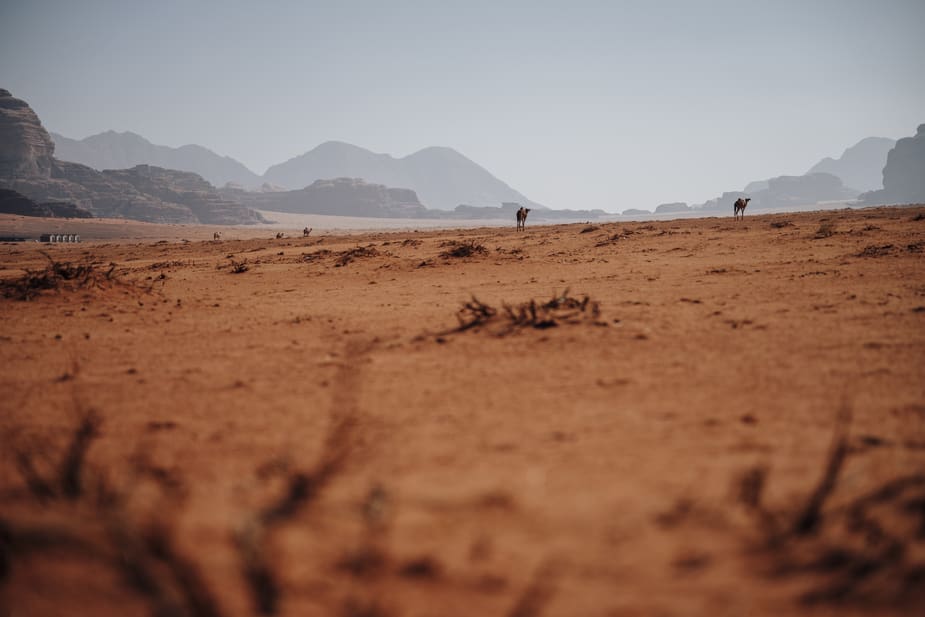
xmin=1 ymin=205 xmax=924 ymax=617
xmin=0 ymin=253 xmax=121 ymax=300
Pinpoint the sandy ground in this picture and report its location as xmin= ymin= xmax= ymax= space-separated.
xmin=1 ymin=206 xmax=924 ymax=617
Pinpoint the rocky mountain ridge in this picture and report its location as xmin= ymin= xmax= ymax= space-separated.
xmin=806 ymin=136 xmax=896 ymax=193
xmin=52 ymin=130 xmax=262 ymax=189
xmin=52 ymin=132 xmax=544 ymax=211
xmin=0 ymin=89 xmax=265 ymax=225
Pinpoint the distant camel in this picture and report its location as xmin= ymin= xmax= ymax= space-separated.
xmin=276 ymin=232 xmax=285 ymax=239
xmin=734 ymin=197 xmax=751 ymax=221
xmin=213 ymin=231 xmax=222 ymax=241
xmin=516 ymin=207 xmax=531 ymax=231
xmin=303 ymin=227 xmax=312 ymax=237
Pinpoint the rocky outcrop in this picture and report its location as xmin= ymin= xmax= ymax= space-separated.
xmin=654 ymin=202 xmax=689 ymax=214
xmin=0 ymin=89 xmax=55 ymax=178
xmin=52 ymin=130 xmax=263 ymax=189
xmin=764 ymin=173 xmax=857 ymax=207
xmin=807 ymin=136 xmax=895 ymax=193
xmin=696 ymin=174 xmax=857 ymax=212
xmin=0 ymin=89 xmax=265 ymax=225
xmin=861 ymin=125 xmax=925 ymax=205
xmin=104 ymin=165 xmax=266 ymax=225
xmin=221 ymin=177 xmax=428 ymax=218
xmin=0 ymin=187 xmax=92 ymax=218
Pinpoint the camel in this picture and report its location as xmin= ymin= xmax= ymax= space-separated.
xmin=213 ymin=231 xmax=221 ymax=241
xmin=276 ymin=232 xmax=285 ymax=239
xmin=303 ymin=227 xmax=312 ymax=238
xmin=516 ymin=207 xmax=531 ymax=231
xmin=734 ymin=197 xmax=751 ymax=221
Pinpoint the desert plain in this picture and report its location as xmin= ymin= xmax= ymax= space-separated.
xmin=1 ymin=205 xmax=924 ymax=617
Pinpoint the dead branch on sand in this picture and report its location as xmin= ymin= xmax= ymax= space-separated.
xmin=0 ymin=253 xmax=121 ymax=300
xmin=433 ymin=290 xmax=604 ymax=338
xmin=734 ymin=405 xmax=925 ymax=606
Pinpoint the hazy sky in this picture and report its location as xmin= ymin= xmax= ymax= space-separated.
xmin=2 ymin=0 xmax=923 ymax=211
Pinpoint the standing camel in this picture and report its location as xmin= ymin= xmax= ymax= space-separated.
xmin=516 ymin=207 xmax=531 ymax=231
xmin=303 ymin=227 xmax=312 ymax=237
xmin=734 ymin=197 xmax=751 ymax=221
xmin=213 ymin=231 xmax=222 ymax=241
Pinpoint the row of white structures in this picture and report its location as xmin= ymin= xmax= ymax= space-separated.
xmin=39 ymin=233 xmax=81 ymax=243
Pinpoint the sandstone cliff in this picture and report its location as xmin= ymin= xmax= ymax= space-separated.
xmin=0 ymin=187 xmax=92 ymax=218
xmin=861 ymin=124 xmax=925 ymax=205
xmin=0 ymin=89 xmax=264 ymax=225
xmin=0 ymin=89 xmax=55 ymax=178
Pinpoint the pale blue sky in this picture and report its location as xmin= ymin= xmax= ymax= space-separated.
xmin=2 ymin=0 xmax=923 ymax=210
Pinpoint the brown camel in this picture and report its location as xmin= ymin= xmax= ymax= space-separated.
xmin=516 ymin=207 xmax=531 ymax=231
xmin=734 ymin=197 xmax=751 ymax=221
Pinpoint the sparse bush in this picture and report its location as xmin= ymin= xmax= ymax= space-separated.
xmin=439 ymin=240 xmax=487 ymax=259
xmin=734 ymin=407 xmax=925 ymax=606
xmin=0 ymin=254 xmax=119 ymax=300
xmin=439 ymin=290 xmax=603 ymax=337
xmin=336 ymin=246 xmax=380 ymax=267
xmin=813 ymin=221 xmax=835 ymax=239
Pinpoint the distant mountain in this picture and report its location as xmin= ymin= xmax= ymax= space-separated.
xmin=806 ymin=136 xmax=895 ymax=192
xmin=51 ymin=130 xmax=262 ymax=189
xmin=861 ymin=124 xmax=925 ymax=205
xmin=262 ymin=141 xmax=542 ymax=210
xmin=697 ymin=173 xmax=858 ymax=212
xmin=0 ymin=89 xmax=264 ymax=225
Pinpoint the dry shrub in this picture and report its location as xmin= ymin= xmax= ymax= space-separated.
xmin=441 ymin=290 xmax=603 ymax=337
xmin=579 ymin=225 xmax=599 ymax=234
xmin=814 ymin=221 xmax=836 ymax=239
xmin=302 ymin=249 xmax=333 ymax=263
xmin=595 ymin=233 xmax=622 ymax=247
xmin=735 ymin=407 xmax=925 ymax=606
xmin=857 ymin=244 xmax=894 ymax=258
xmin=1 ymin=254 xmax=119 ymax=300
xmin=336 ymin=246 xmax=380 ymax=267
xmin=230 ymin=259 xmax=250 ymax=273
xmin=440 ymin=240 xmax=488 ymax=259
xmin=2 ymin=410 xmax=226 ymax=617
xmin=770 ymin=220 xmax=793 ymax=229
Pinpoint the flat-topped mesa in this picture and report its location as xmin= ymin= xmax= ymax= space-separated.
xmin=0 ymin=88 xmax=56 ymax=179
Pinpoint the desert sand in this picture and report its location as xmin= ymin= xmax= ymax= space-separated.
xmin=1 ymin=206 xmax=924 ymax=617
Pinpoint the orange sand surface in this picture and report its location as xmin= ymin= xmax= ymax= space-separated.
xmin=1 ymin=206 xmax=924 ymax=617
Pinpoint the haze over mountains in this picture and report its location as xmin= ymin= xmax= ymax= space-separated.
xmin=52 ymin=131 xmax=262 ymax=189
xmin=51 ymin=132 xmax=542 ymax=211
xmin=806 ymin=137 xmax=896 ymax=193
xmin=53 ymin=126 xmax=910 ymax=219
xmin=0 ymin=89 xmax=264 ymax=224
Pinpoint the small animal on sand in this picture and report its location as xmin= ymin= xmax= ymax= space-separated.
xmin=734 ymin=197 xmax=751 ymax=221
xmin=213 ymin=231 xmax=221 ymax=241
xmin=303 ymin=227 xmax=312 ymax=237
xmin=516 ymin=206 xmax=531 ymax=231
xmin=276 ymin=232 xmax=285 ymax=239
